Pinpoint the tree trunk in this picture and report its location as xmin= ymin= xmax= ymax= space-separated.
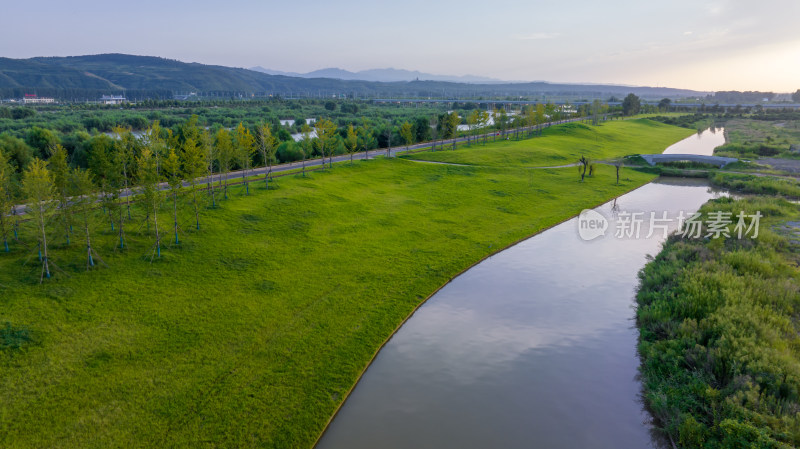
xmin=118 ymin=196 xmax=125 ymax=249
xmin=39 ymin=203 xmax=50 ymax=281
xmin=193 ymin=187 xmax=200 ymax=230
xmin=209 ymin=171 xmax=216 ymax=207
xmin=1 ymin=214 xmax=8 ymax=252
xmin=153 ymin=203 xmax=161 ymax=258
xmin=266 ymin=160 xmax=272 ymax=190
xmin=84 ymin=210 xmax=94 ymax=268
xmin=173 ymin=192 xmax=179 ymax=244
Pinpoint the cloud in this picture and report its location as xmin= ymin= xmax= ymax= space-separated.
xmin=514 ymin=32 xmax=560 ymax=40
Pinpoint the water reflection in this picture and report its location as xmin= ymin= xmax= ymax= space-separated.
xmin=662 ymin=127 xmax=726 ymax=156
xmin=315 ymin=179 xmax=725 ymax=449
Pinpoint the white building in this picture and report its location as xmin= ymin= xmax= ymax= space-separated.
xmin=100 ymin=95 xmax=127 ymax=105
xmin=22 ymin=94 xmax=55 ymax=104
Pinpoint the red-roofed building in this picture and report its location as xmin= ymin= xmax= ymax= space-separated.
xmin=22 ymin=94 xmax=56 ymax=104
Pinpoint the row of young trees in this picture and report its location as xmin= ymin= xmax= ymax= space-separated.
xmin=1 ymin=104 xmax=582 ymax=281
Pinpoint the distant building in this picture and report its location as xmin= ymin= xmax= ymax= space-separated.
xmin=173 ymin=92 xmax=197 ymax=100
xmin=22 ymin=94 xmax=55 ymax=104
xmin=100 ymin=95 xmax=126 ymax=105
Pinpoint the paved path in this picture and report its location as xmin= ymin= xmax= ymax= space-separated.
xmin=9 ymin=117 xmax=591 ymax=216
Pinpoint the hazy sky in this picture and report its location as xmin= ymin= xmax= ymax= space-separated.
xmin=2 ymin=0 xmax=798 ymax=92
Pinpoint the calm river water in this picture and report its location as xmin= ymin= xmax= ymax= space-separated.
xmin=315 ymin=129 xmax=725 ymax=449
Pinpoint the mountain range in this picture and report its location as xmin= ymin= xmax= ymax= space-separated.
xmin=249 ymin=66 xmax=503 ymax=84
xmin=0 ymin=54 xmax=707 ymax=101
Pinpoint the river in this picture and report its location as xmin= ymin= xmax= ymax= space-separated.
xmin=315 ymin=129 xmax=725 ymax=449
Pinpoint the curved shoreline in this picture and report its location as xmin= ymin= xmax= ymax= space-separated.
xmin=309 ymin=175 xmax=658 ymax=448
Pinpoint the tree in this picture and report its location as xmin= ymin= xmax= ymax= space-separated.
xmin=578 ymin=155 xmax=590 ymax=182
xmin=0 ymin=150 xmax=13 ymax=252
xmin=299 ymin=123 xmax=312 ymax=176
xmin=163 ymin=148 xmax=182 ymax=245
xmin=257 ymin=122 xmax=278 ymax=189
xmin=215 ymin=128 xmax=234 ymax=199
xmin=314 ymin=119 xmax=337 ymax=168
xmin=590 ymin=100 xmax=603 ymax=126
xmin=70 ymin=168 xmax=105 ymax=268
xmin=137 ymin=148 xmax=164 ymax=258
xmin=0 ymin=134 xmax=34 ymax=172
xmin=534 ymin=104 xmax=546 ymax=135
xmin=793 ymin=89 xmax=800 ymax=103
xmin=344 ymin=124 xmax=358 ymax=164
xmin=86 ymin=134 xmax=117 ymax=233
xmin=399 ymin=121 xmax=414 ymax=153
xmin=48 ymin=144 xmax=73 ymax=246
xmin=495 ymin=108 xmax=508 ymax=140
xmin=358 ymin=125 xmax=373 ymax=161
xmin=22 ymin=159 xmax=56 ymax=281
xmin=414 ymin=116 xmax=431 ymax=143
xmin=622 ymin=93 xmax=641 ymax=116
xmin=466 ymin=110 xmax=480 ymax=145
xmin=112 ymin=126 xmax=135 ymax=221
xmin=382 ymin=126 xmax=393 ymax=157
xmin=235 ymin=123 xmax=255 ymax=195
xmin=198 ymin=129 xmax=217 ymax=207
xmin=479 ymin=110 xmax=491 ymax=144
xmin=429 ymin=115 xmax=439 ymax=150
xmin=25 ymin=127 xmax=59 ymax=158
xmin=611 ymin=158 xmax=624 ymax=185
xmin=658 ymin=98 xmax=672 ymax=112
xmin=447 ymin=111 xmax=460 ymax=150
xmin=143 ymin=121 xmax=166 ymax=175
xmin=521 ymin=105 xmax=534 ymax=137
xmin=182 ymin=136 xmax=206 ymax=230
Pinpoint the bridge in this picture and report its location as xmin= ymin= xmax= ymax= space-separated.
xmin=640 ymin=154 xmax=738 ymax=168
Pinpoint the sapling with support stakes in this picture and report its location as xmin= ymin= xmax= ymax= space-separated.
xmin=163 ymin=148 xmax=183 ymax=246
xmin=235 ymin=122 xmax=255 ymax=195
xmin=215 ymin=128 xmax=234 ymax=200
xmin=22 ymin=159 xmax=64 ymax=282
xmin=181 ymin=136 xmax=206 ymax=231
xmin=345 ymin=124 xmax=358 ymax=164
xmin=137 ymin=148 xmax=164 ymax=259
xmin=200 ymin=129 xmax=217 ymax=208
xmin=48 ymin=144 xmax=73 ymax=246
xmin=70 ymin=168 xmax=106 ymax=269
xmin=257 ymin=122 xmax=278 ymax=189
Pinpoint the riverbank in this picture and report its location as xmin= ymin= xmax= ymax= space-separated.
xmin=404 ymin=119 xmax=693 ymax=167
xmin=0 ymin=120 xmax=690 ymax=448
xmin=637 ymin=192 xmax=800 ymax=447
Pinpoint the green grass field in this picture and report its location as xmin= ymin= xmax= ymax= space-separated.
xmin=404 ymin=119 xmax=694 ymax=167
xmin=0 ymin=120 xmax=693 ymax=448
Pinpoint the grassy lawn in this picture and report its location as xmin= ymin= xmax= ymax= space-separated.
xmin=0 ymin=119 xmax=695 ymax=448
xmin=404 ymin=119 xmax=694 ymax=167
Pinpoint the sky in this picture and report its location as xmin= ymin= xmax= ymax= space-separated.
xmin=1 ymin=0 xmax=799 ymax=92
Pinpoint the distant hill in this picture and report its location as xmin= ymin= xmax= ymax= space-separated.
xmin=250 ymin=66 xmax=502 ymax=83
xmin=0 ymin=53 xmax=707 ymax=101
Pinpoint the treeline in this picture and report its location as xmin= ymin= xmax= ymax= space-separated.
xmin=1 ymin=104 xmax=577 ymax=280
xmin=0 ymin=88 xmax=173 ymax=101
